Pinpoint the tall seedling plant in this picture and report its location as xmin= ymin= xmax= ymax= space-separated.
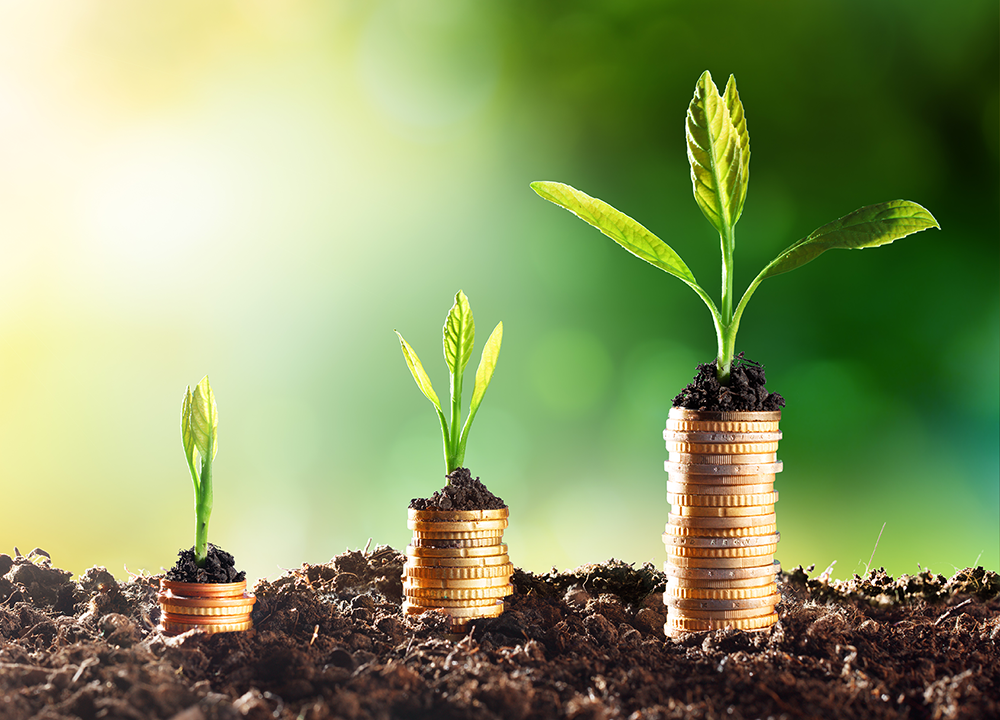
xmin=396 ymin=291 xmax=502 ymax=478
xmin=181 ymin=376 xmax=218 ymax=568
xmin=532 ymin=71 xmax=939 ymax=383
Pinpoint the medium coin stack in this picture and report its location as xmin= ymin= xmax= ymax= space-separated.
xmin=662 ymin=408 xmax=782 ymax=637
xmin=402 ymin=507 xmax=513 ymax=632
xmin=158 ymin=579 xmax=255 ymax=635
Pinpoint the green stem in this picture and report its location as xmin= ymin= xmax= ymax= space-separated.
xmin=717 ymin=225 xmax=736 ymax=383
xmin=448 ymin=368 xmax=463 ymax=478
xmin=194 ymin=455 xmax=213 ymax=567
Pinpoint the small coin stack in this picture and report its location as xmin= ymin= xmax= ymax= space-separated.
xmin=159 ymin=580 xmax=255 ymax=635
xmin=662 ymin=408 xmax=783 ymax=637
xmin=402 ymin=507 xmax=513 ymax=632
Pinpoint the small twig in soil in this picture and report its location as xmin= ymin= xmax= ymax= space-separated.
xmin=935 ymin=598 xmax=973 ymax=627
xmin=309 ymin=624 xmax=319 ymax=646
xmin=818 ymin=560 xmax=838 ymax=584
xmin=364 ymin=538 xmax=372 ymax=556
xmin=864 ymin=522 xmax=887 ymax=575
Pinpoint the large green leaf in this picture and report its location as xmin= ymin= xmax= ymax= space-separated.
xmin=443 ymin=290 xmax=475 ymax=379
xmin=395 ymin=331 xmax=442 ymax=412
xmin=723 ymin=75 xmax=750 ymax=225
xmin=760 ymin=200 xmax=941 ymax=279
xmin=687 ymin=70 xmax=745 ymax=237
xmin=469 ymin=321 xmax=502 ymax=418
xmin=530 ymin=180 xmax=699 ymax=286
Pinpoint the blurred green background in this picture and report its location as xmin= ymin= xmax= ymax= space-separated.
xmin=0 ymin=0 xmax=996 ymax=584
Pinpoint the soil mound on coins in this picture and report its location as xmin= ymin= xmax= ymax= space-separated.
xmin=1 ymin=547 xmax=998 ymax=720
xmin=164 ymin=543 xmax=247 ymax=583
xmin=409 ymin=467 xmax=507 ymax=511
xmin=673 ymin=353 xmax=785 ymax=411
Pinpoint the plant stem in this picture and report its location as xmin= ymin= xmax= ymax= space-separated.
xmin=448 ymin=369 xmax=463 ymax=478
xmin=194 ymin=456 xmax=212 ymax=567
xmin=716 ymin=225 xmax=736 ymax=383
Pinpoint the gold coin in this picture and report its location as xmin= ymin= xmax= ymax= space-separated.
xmin=665 ymin=612 xmax=779 ymax=632
xmin=667 ymin=409 xmax=781 ymax=422
xmin=411 ymin=536 xmax=501 ymax=549
xmin=663 ymin=430 xmax=782 ymax=443
xmin=663 ymin=523 xmax=777 ymax=538
xmin=665 ymin=554 xmax=776 ymax=569
xmin=667 ymin=543 xmax=777 ymax=559
xmin=412 ymin=528 xmax=504 ymax=539
xmin=161 ymin=601 xmax=257 ymax=617
xmin=666 ymin=574 xmax=777 ymax=590
xmin=402 ymin=600 xmax=504 ymax=619
xmin=664 ymin=560 xmax=780 ymax=581
xmin=672 ymin=504 xmax=775 ymax=518
xmin=667 ymin=492 xmax=778 ymax=507
xmin=665 ymin=461 xmax=783 ymax=476
xmin=667 ymin=603 xmax=777 ymax=620
xmin=405 ymin=554 xmax=510 ymax=568
xmin=665 ymin=593 xmax=780 ymax=611
xmin=404 ymin=575 xmax=511 ymax=589
xmin=408 ymin=508 xmax=509 ymax=522
xmin=408 ymin=519 xmax=508 ymax=532
xmin=404 ymin=584 xmax=512 ymax=600
xmin=667 ymin=481 xmax=774 ymax=495
xmin=161 ymin=619 xmax=253 ymax=635
xmin=667 ymin=512 xmax=776 ymax=528
xmin=663 ymin=532 xmax=780 ymax=549
xmin=405 ymin=563 xmax=513 ymax=580
xmin=665 ymin=441 xmax=780 ymax=455
xmin=406 ymin=544 xmax=507 ymax=558
xmin=400 ymin=596 xmax=499 ymax=608
xmin=669 ymin=452 xmax=777 ymax=465
xmin=666 ymin=420 xmax=781 ymax=434
xmin=664 ymin=582 xmax=778 ymax=600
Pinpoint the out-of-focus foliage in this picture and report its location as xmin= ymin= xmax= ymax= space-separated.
xmin=0 ymin=0 xmax=995 ymax=582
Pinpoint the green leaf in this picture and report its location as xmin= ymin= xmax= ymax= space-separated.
xmin=760 ymin=200 xmax=941 ymax=280
xmin=530 ymin=180 xmax=699 ymax=286
xmin=687 ymin=70 xmax=745 ymax=237
xmin=723 ymin=74 xmax=750 ymax=225
xmin=395 ymin=331 xmax=442 ymax=413
xmin=469 ymin=321 xmax=502 ymax=418
xmin=182 ymin=376 xmax=218 ymax=469
xmin=443 ymin=290 xmax=475 ymax=378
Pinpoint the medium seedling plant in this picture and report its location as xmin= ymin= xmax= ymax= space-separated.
xmin=396 ymin=291 xmax=502 ymax=478
xmin=181 ymin=376 xmax=219 ymax=568
xmin=532 ymin=70 xmax=939 ymax=384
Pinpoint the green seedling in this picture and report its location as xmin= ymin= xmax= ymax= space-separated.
xmin=396 ymin=291 xmax=503 ymax=477
xmin=532 ymin=70 xmax=939 ymax=384
xmin=181 ymin=376 xmax=218 ymax=568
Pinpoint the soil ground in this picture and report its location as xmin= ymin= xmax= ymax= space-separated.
xmin=0 ymin=547 xmax=997 ymax=720
xmin=673 ymin=354 xmax=785 ymax=412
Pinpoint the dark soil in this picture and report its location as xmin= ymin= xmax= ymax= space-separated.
xmin=673 ymin=354 xmax=785 ymax=411
xmin=164 ymin=544 xmax=247 ymax=584
xmin=409 ymin=467 xmax=507 ymax=511
xmin=1 ymin=547 xmax=997 ymax=719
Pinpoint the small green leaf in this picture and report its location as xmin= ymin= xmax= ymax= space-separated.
xmin=443 ymin=290 xmax=475 ymax=379
xmin=760 ymin=200 xmax=941 ymax=280
xmin=469 ymin=321 xmax=502 ymax=417
xmin=687 ymin=70 xmax=744 ymax=237
xmin=182 ymin=376 xmax=218 ymax=468
xmin=530 ymin=181 xmax=699 ymax=286
xmin=395 ymin=331 xmax=443 ymax=413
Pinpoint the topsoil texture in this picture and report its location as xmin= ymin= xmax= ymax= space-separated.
xmin=673 ymin=354 xmax=785 ymax=412
xmin=1 ymin=546 xmax=997 ymax=720
xmin=164 ymin=544 xmax=247 ymax=585
xmin=409 ymin=468 xmax=506 ymax=511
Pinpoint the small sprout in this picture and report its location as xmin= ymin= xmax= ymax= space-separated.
xmin=396 ymin=290 xmax=503 ymax=478
xmin=532 ymin=70 xmax=940 ymax=384
xmin=181 ymin=376 xmax=219 ymax=568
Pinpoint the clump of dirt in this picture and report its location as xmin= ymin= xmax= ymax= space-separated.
xmin=409 ymin=467 xmax=507 ymax=511
xmin=1 ymin=546 xmax=997 ymax=720
xmin=673 ymin=353 xmax=785 ymax=411
xmin=164 ymin=543 xmax=247 ymax=583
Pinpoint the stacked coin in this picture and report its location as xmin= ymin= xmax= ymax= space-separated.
xmin=159 ymin=579 xmax=255 ymax=635
xmin=402 ymin=507 xmax=513 ymax=631
xmin=662 ymin=408 xmax=782 ymax=637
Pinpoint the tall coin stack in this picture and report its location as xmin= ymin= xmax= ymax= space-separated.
xmin=402 ymin=507 xmax=513 ymax=632
xmin=662 ymin=408 xmax=783 ymax=637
